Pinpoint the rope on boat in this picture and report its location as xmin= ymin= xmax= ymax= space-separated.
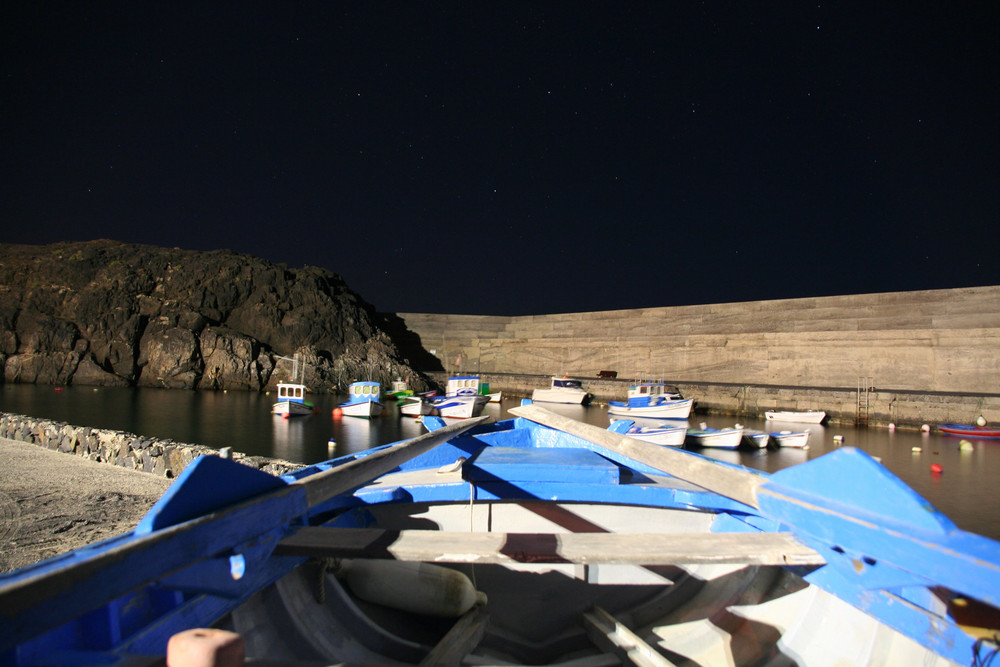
xmin=314 ymin=557 xmax=340 ymax=604
xmin=972 ymin=634 xmax=1000 ymax=667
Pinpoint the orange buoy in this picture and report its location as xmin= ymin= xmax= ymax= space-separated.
xmin=332 ymin=407 xmax=343 ymax=418
xmin=930 ymin=463 xmax=943 ymax=474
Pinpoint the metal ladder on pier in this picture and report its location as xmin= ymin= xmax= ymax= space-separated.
xmin=857 ymin=377 xmax=874 ymax=426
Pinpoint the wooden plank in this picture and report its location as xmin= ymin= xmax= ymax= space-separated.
xmin=294 ymin=415 xmax=488 ymax=507
xmin=275 ymin=527 xmax=826 ymax=566
xmin=583 ymin=605 xmax=677 ymax=667
xmin=510 ymin=403 xmax=764 ymax=509
xmin=417 ymin=605 xmax=490 ymax=667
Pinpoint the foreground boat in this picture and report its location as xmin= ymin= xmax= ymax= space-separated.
xmin=938 ymin=423 xmax=1000 ymax=439
xmin=764 ymin=409 xmax=827 ymax=424
xmin=2 ymin=405 xmax=999 ymax=666
xmin=532 ymin=376 xmax=593 ymax=405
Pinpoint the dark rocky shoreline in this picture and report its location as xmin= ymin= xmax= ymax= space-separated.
xmin=0 ymin=240 xmax=440 ymax=393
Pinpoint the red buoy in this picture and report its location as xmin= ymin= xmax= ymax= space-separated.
xmin=930 ymin=463 xmax=943 ymax=474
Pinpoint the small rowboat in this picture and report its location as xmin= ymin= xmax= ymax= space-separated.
xmin=938 ymin=423 xmax=1000 ymax=439
xmin=685 ymin=424 xmax=744 ymax=449
xmin=1 ymin=405 xmax=998 ymax=665
xmin=770 ymin=429 xmax=810 ymax=448
xmin=607 ymin=418 xmax=686 ymax=446
xmin=764 ymin=409 xmax=827 ymax=424
xmin=742 ymin=428 xmax=771 ymax=449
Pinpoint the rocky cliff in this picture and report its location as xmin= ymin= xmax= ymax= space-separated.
xmin=0 ymin=240 xmax=441 ymax=392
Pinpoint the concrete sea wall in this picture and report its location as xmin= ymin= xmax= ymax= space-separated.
xmin=406 ymin=286 xmax=1000 ymax=427
xmin=0 ymin=412 xmax=299 ymax=478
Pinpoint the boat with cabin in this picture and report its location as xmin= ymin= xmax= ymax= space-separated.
xmin=607 ymin=380 xmax=694 ymax=419
xmin=531 ymin=376 xmax=593 ymax=405
xmin=385 ymin=379 xmax=413 ymax=401
xmin=271 ymin=382 xmax=315 ymax=416
xmin=1 ymin=405 xmax=998 ymax=665
xmin=338 ymin=381 xmax=384 ymax=418
xmin=430 ymin=375 xmax=489 ymax=419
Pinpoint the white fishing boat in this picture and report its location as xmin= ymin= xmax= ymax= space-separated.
xmin=531 ymin=376 xmax=593 ymax=405
xmin=270 ymin=354 xmax=315 ymax=416
xmin=770 ymin=429 xmax=810 ymax=448
xmin=430 ymin=375 xmax=489 ymax=419
xmin=399 ymin=393 xmax=435 ymax=418
xmin=339 ymin=381 xmax=384 ymax=418
xmin=742 ymin=428 xmax=771 ymax=449
xmin=765 ymin=409 xmax=827 ymax=424
xmin=270 ymin=382 xmax=315 ymax=416
xmin=685 ymin=423 xmax=744 ymax=449
xmin=608 ymin=418 xmax=686 ymax=446
xmin=608 ymin=381 xmax=693 ymax=419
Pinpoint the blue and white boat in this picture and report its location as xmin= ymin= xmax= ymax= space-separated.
xmin=608 ymin=417 xmax=687 ymax=446
xmin=1 ymin=404 xmax=998 ymax=666
xmin=608 ymin=380 xmax=694 ymax=419
xmin=430 ymin=375 xmax=489 ymax=419
xmin=338 ymin=381 xmax=384 ymax=418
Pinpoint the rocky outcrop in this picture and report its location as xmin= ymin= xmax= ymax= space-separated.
xmin=0 ymin=240 xmax=436 ymax=392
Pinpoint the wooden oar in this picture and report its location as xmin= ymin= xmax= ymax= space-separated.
xmin=0 ymin=416 xmax=489 ymax=649
xmin=509 ymin=403 xmax=765 ymax=509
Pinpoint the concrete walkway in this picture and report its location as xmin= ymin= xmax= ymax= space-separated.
xmin=0 ymin=437 xmax=172 ymax=573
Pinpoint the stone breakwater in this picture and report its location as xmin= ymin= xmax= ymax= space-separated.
xmin=0 ymin=412 xmax=299 ymax=479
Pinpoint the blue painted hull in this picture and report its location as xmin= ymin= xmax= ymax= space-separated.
xmin=1 ymin=409 xmax=998 ymax=665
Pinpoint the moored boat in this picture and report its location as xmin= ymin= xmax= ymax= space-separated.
xmin=270 ymin=382 xmax=315 ymax=416
xmin=338 ymin=381 xmax=384 ymax=418
xmin=770 ymin=429 xmax=811 ymax=448
xmin=938 ymin=423 xmax=1000 ymax=439
xmin=764 ymin=409 xmax=827 ymax=424
xmin=430 ymin=375 xmax=489 ymax=419
xmin=742 ymin=428 xmax=771 ymax=449
xmin=685 ymin=423 xmax=744 ymax=449
xmin=607 ymin=417 xmax=686 ymax=446
xmin=531 ymin=376 xmax=593 ymax=405
xmin=608 ymin=381 xmax=693 ymax=419
xmin=399 ymin=392 xmax=435 ymax=418
xmin=1 ymin=405 xmax=998 ymax=666
xmin=385 ymin=379 xmax=413 ymax=400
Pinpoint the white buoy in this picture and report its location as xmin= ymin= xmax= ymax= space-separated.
xmin=833 ymin=434 xmax=845 ymax=444
xmin=959 ymin=440 xmax=974 ymax=452
xmin=888 ymin=423 xmax=896 ymax=431
xmin=921 ymin=424 xmax=930 ymax=432
xmin=976 ymin=415 xmax=987 ymax=427
xmin=338 ymin=560 xmax=486 ymax=618
xmin=911 ymin=446 xmax=922 ymax=453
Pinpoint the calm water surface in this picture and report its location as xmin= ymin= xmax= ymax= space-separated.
xmin=3 ymin=384 xmax=998 ymax=540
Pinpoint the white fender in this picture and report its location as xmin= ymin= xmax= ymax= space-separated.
xmin=339 ymin=560 xmax=487 ymax=618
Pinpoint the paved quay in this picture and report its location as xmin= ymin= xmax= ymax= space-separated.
xmin=0 ymin=437 xmax=173 ymax=573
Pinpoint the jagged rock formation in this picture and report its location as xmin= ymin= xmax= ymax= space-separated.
xmin=0 ymin=240 xmax=437 ymax=392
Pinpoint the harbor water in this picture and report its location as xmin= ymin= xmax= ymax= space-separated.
xmin=2 ymin=383 xmax=998 ymax=540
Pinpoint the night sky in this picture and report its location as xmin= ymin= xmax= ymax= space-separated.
xmin=2 ymin=3 xmax=996 ymax=316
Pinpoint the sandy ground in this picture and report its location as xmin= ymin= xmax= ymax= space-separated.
xmin=0 ymin=437 xmax=173 ymax=573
